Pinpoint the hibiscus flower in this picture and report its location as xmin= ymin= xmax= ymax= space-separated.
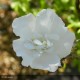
xmin=12 ymin=9 xmax=75 ymax=72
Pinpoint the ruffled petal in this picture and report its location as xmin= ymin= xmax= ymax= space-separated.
xmin=31 ymin=49 xmax=60 ymax=72
xmin=45 ymin=26 xmax=75 ymax=58
xmin=13 ymin=39 xmax=39 ymax=66
xmin=55 ymin=28 xmax=75 ymax=58
xmin=12 ymin=13 xmax=35 ymax=40
xmin=35 ymin=9 xmax=65 ymax=35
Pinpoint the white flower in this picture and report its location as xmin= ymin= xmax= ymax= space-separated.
xmin=12 ymin=9 xmax=75 ymax=72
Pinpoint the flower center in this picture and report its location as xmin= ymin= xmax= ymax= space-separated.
xmin=24 ymin=37 xmax=53 ymax=54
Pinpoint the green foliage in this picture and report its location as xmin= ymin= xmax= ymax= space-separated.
xmin=10 ymin=0 xmax=80 ymax=72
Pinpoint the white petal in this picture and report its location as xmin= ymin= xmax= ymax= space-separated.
xmin=35 ymin=9 xmax=65 ymax=34
xmin=58 ymin=31 xmax=75 ymax=58
xmin=12 ymin=13 xmax=35 ymax=40
xmin=45 ymin=27 xmax=67 ymax=42
xmin=31 ymin=50 xmax=60 ymax=72
xmin=55 ymin=28 xmax=75 ymax=58
xmin=13 ymin=39 xmax=38 ymax=66
xmin=45 ymin=26 xmax=75 ymax=58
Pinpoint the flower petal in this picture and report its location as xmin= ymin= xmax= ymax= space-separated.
xmin=35 ymin=9 xmax=65 ymax=34
xmin=31 ymin=49 xmax=60 ymax=72
xmin=55 ymin=28 xmax=75 ymax=58
xmin=13 ymin=39 xmax=39 ymax=66
xmin=45 ymin=27 xmax=75 ymax=58
xmin=12 ymin=13 xmax=35 ymax=40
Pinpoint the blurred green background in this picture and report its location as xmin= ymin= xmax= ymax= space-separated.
xmin=0 ymin=0 xmax=80 ymax=78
